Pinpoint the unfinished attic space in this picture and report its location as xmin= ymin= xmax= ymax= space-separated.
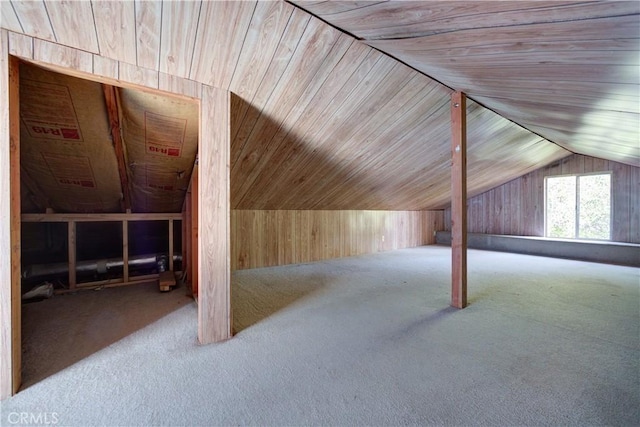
xmin=1 ymin=0 xmax=639 ymax=425
xmin=20 ymin=63 xmax=197 ymax=294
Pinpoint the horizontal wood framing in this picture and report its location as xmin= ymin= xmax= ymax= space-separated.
xmin=444 ymin=154 xmax=640 ymax=243
xmin=231 ymin=210 xmax=444 ymax=270
xmin=21 ymin=213 xmax=183 ymax=222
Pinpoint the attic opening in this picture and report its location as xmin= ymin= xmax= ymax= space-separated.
xmin=16 ymin=60 xmax=200 ymax=385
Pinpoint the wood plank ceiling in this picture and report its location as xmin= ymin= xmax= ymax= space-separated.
xmin=4 ymin=1 xmax=637 ymax=212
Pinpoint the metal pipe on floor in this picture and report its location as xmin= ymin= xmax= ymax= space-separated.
xmin=22 ymin=254 xmax=182 ymax=280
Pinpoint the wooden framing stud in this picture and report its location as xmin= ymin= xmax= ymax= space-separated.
xmin=102 ymin=84 xmax=131 ymax=212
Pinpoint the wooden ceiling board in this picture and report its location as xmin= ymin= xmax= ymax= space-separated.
xmin=249 ymin=54 xmax=405 ymax=209
xmin=92 ymin=1 xmax=137 ymax=65
xmin=239 ymin=43 xmax=377 ymax=208
xmin=11 ymin=0 xmax=56 ymax=42
xmin=0 ymin=1 xmax=22 ymax=33
xmin=293 ymin=1 xmax=639 ymax=168
xmin=231 ymin=20 xmax=348 ymax=202
xmin=296 ymin=1 xmax=638 ymax=40
xmin=230 ymin=7 xmax=311 ymax=165
xmin=159 ymin=0 xmax=202 ymax=78
xmin=190 ymin=1 xmax=257 ymax=88
xmin=7 ymin=0 xmax=599 ymax=213
xmin=43 ymin=0 xmax=99 ymax=53
xmin=134 ymin=0 xmax=162 ymax=70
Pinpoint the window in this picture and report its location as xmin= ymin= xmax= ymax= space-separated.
xmin=545 ymin=172 xmax=611 ymax=240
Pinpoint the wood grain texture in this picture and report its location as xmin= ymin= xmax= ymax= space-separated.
xmin=134 ymin=0 xmax=161 ymax=70
xmin=43 ymin=0 xmax=99 ymax=53
xmin=159 ymin=0 xmax=201 ymax=78
xmin=0 ymin=2 xmax=22 ymax=33
xmin=33 ymin=38 xmax=93 ymax=73
xmin=118 ymin=61 xmax=158 ymax=88
xmin=92 ymin=0 xmax=136 ymax=64
xmin=444 ymin=154 xmax=640 ymax=244
xmin=10 ymin=1 xmax=56 ymax=42
xmin=450 ymin=91 xmax=467 ymax=309
xmin=0 ymin=31 xmax=12 ymax=400
xmin=190 ymin=0 xmax=256 ymax=88
xmin=8 ymin=31 xmax=32 ymax=59
xmin=198 ymin=87 xmax=231 ymax=344
xmin=231 ymin=210 xmax=443 ymax=271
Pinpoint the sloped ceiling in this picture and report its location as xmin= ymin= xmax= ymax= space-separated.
xmin=291 ymin=0 xmax=640 ymax=167
xmin=4 ymin=1 xmax=638 ymax=213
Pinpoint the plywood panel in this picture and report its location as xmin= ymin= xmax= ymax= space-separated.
xmin=231 ymin=210 xmax=443 ymax=271
xmin=444 ymin=154 xmax=640 ymax=243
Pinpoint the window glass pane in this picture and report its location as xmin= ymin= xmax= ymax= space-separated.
xmin=546 ymin=176 xmax=576 ymax=238
xmin=578 ymin=174 xmax=611 ymax=239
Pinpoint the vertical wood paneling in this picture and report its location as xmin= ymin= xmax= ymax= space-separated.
xmin=159 ymin=0 xmax=201 ymax=78
xmin=444 ymin=154 xmax=640 ymax=243
xmin=44 ymin=0 xmax=99 ymax=53
xmin=198 ymin=86 xmax=230 ymax=344
xmin=134 ymin=0 xmax=161 ymax=70
xmin=92 ymin=0 xmax=136 ymax=64
xmin=231 ymin=210 xmax=444 ymax=270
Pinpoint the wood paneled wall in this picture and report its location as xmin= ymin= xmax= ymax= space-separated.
xmin=444 ymin=154 xmax=640 ymax=243
xmin=231 ymin=210 xmax=443 ymax=270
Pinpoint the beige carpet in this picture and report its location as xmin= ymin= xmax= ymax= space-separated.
xmin=2 ymin=246 xmax=638 ymax=426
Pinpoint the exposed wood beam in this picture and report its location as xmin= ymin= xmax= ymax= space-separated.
xmin=21 ymin=213 xmax=182 ymax=222
xmin=451 ymin=91 xmax=468 ymax=309
xmin=102 ymin=84 xmax=132 ymax=212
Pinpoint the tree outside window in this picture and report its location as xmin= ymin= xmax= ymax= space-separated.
xmin=545 ymin=173 xmax=611 ymax=240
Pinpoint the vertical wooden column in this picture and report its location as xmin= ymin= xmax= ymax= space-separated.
xmin=122 ymin=220 xmax=129 ymax=283
xmin=198 ymin=86 xmax=231 ymax=344
xmin=1 ymin=34 xmax=22 ymax=399
xmin=68 ymin=221 xmax=76 ymax=289
xmin=451 ymin=91 xmax=467 ymax=309
xmin=183 ymin=189 xmax=192 ymax=295
xmin=191 ymin=164 xmax=199 ymax=297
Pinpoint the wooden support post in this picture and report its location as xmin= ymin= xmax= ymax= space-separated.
xmin=168 ymin=219 xmax=174 ymax=271
xmin=451 ymin=91 xmax=468 ymax=309
xmin=68 ymin=221 xmax=76 ymax=289
xmin=0 ymin=43 xmax=22 ymax=398
xmin=184 ymin=189 xmax=192 ymax=296
xmin=197 ymin=86 xmax=231 ymax=344
xmin=122 ymin=220 xmax=129 ymax=283
xmin=191 ymin=164 xmax=198 ymax=298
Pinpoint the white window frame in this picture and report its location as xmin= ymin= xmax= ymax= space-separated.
xmin=544 ymin=171 xmax=613 ymax=240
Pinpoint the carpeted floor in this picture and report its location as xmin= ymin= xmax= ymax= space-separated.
xmin=1 ymin=246 xmax=638 ymax=426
